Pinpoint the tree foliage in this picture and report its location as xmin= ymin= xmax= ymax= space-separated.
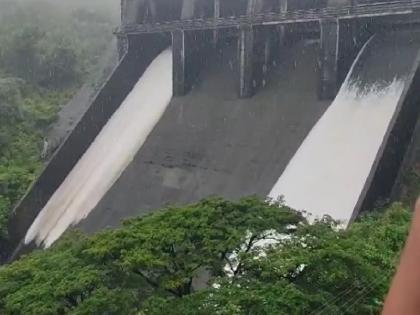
xmin=86 ymin=198 xmax=302 ymax=298
xmin=0 ymin=232 xmax=137 ymax=315
xmin=144 ymin=203 xmax=411 ymax=315
xmin=0 ymin=198 xmax=412 ymax=315
xmin=0 ymin=78 xmax=70 ymax=239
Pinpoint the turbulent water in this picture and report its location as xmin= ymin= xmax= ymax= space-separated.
xmin=269 ymin=34 xmax=414 ymax=223
xmin=269 ymin=79 xmax=405 ymax=222
xmin=25 ymin=49 xmax=173 ymax=247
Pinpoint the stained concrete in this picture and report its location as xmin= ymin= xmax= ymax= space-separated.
xmin=46 ymin=42 xmax=118 ymax=154
xmin=80 ymin=40 xmax=331 ymax=232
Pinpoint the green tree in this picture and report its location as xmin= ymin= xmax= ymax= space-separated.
xmin=86 ymin=198 xmax=303 ymax=298
xmin=143 ymin=203 xmax=411 ymax=315
xmin=0 ymin=78 xmax=24 ymax=126
xmin=0 ymin=198 xmax=303 ymax=314
xmin=37 ymin=43 xmax=81 ymax=88
xmin=0 ymin=199 xmax=412 ymax=314
xmin=0 ymin=232 xmax=138 ymax=315
xmin=0 ymin=78 xmax=61 ymax=239
xmin=0 ymin=27 xmax=43 ymax=84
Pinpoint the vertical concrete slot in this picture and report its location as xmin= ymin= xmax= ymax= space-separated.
xmin=319 ymin=18 xmax=339 ymax=100
xmin=238 ymin=26 xmax=255 ymax=98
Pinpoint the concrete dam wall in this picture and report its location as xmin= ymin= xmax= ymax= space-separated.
xmin=18 ymin=39 xmax=332 ymax=249
xmin=3 ymin=0 xmax=420 ymax=261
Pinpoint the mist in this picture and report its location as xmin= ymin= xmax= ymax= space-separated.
xmin=0 ymin=0 xmax=121 ymax=24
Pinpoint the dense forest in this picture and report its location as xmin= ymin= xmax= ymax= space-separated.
xmin=1 ymin=0 xmax=420 ymax=314
xmin=0 ymin=0 xmax=119 ymax=239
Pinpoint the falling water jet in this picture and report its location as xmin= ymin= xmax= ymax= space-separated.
xmin=269 ymin=34 xmax=413 ymax=223
xmin=25 ymin=48 xmax=173 ymax=247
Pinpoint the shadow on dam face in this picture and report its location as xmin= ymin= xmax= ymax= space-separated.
xmin=78 ymin=39 xmax=331 ymax=233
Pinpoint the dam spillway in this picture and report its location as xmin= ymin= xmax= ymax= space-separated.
xmin=3 ymin=0 xmax=420 ymax=261
xmin=25 ymin=49 xmax=173 ymax=247
xmin=269 ymin=32 xmax=420 ymax=222
xmin=79 ymin=39 xmax=330 ymax=234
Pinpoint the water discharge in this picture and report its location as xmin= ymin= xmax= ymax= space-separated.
xmin=269 ymin=34 xmax=412 ymax=223
xmin=269 ymin=79 xmax=405 ymax=223
xmin=25 ymin=48 xmax=173 ymax=247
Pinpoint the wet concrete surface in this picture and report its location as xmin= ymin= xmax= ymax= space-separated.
xmin=46 ymin=43 xmax=118 ymax=153
xmin=80 ymin=40 xmax=331 ymax=232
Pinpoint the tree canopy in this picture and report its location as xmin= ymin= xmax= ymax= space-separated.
xmin=0 ymin=198 xmax=412 ymax=315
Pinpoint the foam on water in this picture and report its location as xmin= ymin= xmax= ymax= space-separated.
xmin=25 ymin=48 xmax=173 ymax=247
xmin=269 ymin=80 xmax=405 ymax=223
xmin=269 ymin=36 xmax=408 ymax=223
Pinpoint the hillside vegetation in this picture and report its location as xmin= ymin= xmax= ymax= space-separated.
xmin=0 ymin=0 xmax=119 ymax=239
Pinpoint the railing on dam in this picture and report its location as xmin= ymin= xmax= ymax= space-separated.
xmin=118 ymin=0 xmax=420 ymax=35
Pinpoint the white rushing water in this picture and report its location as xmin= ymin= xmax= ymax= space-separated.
xmin=25 ymin=49 xmax=173 ymax=247
xmin=269 ymin=46 xmax=407 ymax=223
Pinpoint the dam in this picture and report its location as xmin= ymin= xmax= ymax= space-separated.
xmin=2 ymin=0 xmax=420 ymax=261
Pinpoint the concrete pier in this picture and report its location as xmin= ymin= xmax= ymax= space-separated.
xmin=238 ymin=26 xmax=255 ymax=98
xmin=247 ymin=0 xmax=265 ymax=15
xmin=213 ymin=0 xmax=220 ymax=46
xmin=319 ymin=18 xmax=339 ymax=100
xmin=172 ymin=30 xmax=187 ymax=96
xmin=238 ymin=0 xmax=272 ymax=98
xmin=278 ymin=0 xmax=288 ymax=45
xmin=181 ymin=0 xmax=196 ymax=19
xmin=238 ymin=25 xmax=282 ymax=98
xmin=172 ymin=29 xmax=211 ymax=96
